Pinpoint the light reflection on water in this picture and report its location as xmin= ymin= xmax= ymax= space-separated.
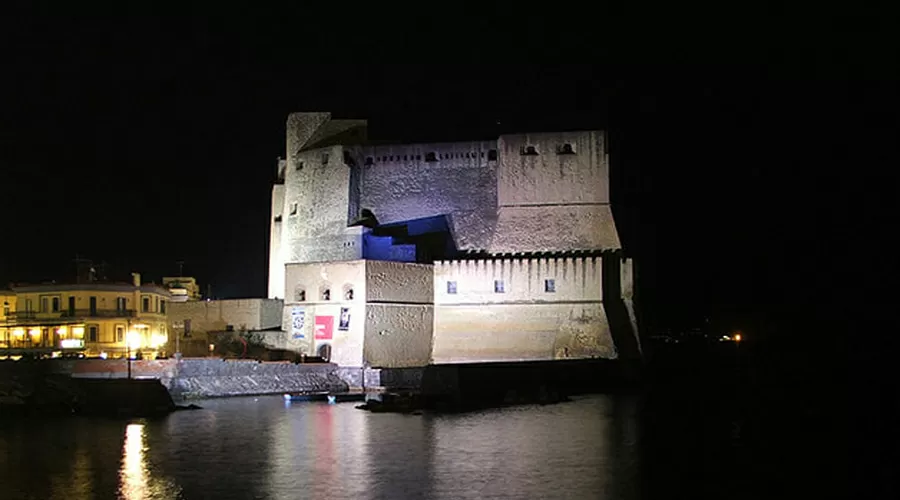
xmin=0 ymin=394 xmax=640 ymax=500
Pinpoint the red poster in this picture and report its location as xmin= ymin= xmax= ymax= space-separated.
xmin=314 ymin=316 xmax=334 ymax=340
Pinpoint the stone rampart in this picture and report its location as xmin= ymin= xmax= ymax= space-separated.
xmin=49 ymin=358 xmax=348 ymax=400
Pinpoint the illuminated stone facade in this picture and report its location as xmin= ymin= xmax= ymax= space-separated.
xmin=2 ymin=274 xmax=171 ymax=359
xmin=270 ymin=112 xmax=638 ymax=367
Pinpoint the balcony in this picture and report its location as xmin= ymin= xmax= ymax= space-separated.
xmin=6 ymin=309 xmax=138 ymax=323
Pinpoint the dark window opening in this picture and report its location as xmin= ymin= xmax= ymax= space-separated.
xmin=488 ymin=149 xmax=498 ymax=161
xmin=425 ymin=152 xmax=437 ymax=162
xmin=545 ymin=279 xmax=556 ymax=292
xmin=141 ymin=297 xmax=150 ymax=313
xmin=296 ymin=161 xmax=304 ymax=170
xmin=494 ymin=280 xmax=505 ymax=293
xmin=447 ymin=281 xmax=458 ymax=294
xmin=160 ymin=300 xmax=166 ymax=314
xmin=290 ymin=203 xmax=298 ymax=215
xmin=345 ymin=288 xmax=354 ymax=300
xmin=317 ymin=343 xmax=332 ymax=362
xmin=365 ymin=156 xmax=374 ymax=165
xmin=52 ymin=297 xmax=60 ymax=312
xmin=88 ymin=326 xmax=98 ymax=342
xmin=521 ymin=145 xmax=538 ymax=156
xmin=68 ymin=296 xmax=75 ymax=315
xmin=416 ymin=154 xmax=421 ymax=160
xmin=557 ymin=143 xmax=575 ymax=155
xmin=89 ymin=297 xmax=97 ymax=315
xmin=322 ymin=153 xmax=329 ymax=165
xmin=322 ymin=289 xmax=331 ymax=301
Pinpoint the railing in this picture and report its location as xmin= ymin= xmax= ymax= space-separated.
xmin=6 ymin=309 xmax=138 ymax=320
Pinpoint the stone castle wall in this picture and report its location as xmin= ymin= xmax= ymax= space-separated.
xmin=269 ymin=113 xmax=624 ymax=299
xmin=432 ymin=256 xmax=616 ymax=364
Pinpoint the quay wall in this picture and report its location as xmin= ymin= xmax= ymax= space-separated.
xmin=48 ymin=358 xmax=348 ymax=400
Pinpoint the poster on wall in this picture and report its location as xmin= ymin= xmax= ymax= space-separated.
xmin=338 ymin=307 xmax=350 ymax=331
xmin=291 ymin=308 xmax=305 ymax=339
xmin=314 ymin=315 xmax=334 ymax=340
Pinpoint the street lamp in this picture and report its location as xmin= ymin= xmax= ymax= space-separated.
xmin=3 ymin=301 xmax=8 ymax=350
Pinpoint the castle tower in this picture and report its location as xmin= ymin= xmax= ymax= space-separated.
xmin=267 ymin=113 xmax=368 ymax=299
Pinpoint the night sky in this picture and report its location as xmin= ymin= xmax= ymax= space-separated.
xmin=1 ymin=7 xmax=895 ymax=336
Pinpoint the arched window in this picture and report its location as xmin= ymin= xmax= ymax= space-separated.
xmin=294 ymin=286 xmax=306 ymax=302
xmin=343 ymin=283 xmax=354 ymax=301
xmin=322 ymin=289 xmax=331 ymax=301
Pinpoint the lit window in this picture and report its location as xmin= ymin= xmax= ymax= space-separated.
xmin=544 ymin=279 xmax=556 ymax=293
xmin=447 ymin=281 xmax=457 ymax=294
xmin=494 ymin=280 xmax=505 ymax=293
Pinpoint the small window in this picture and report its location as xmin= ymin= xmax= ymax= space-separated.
xmin=488 ymin=149 xmax=498 ymax=161
xmin=160 ymin=300 xmax=166 ymax=314
xmin=447 ymin=281 xmax=458 ymax=294
xmin=365 ymin=156 xmax=374 ymax=166
xmin=41 ymin=297 xmax=49 ymax=312
xmin=425 ymin=152 xmax=437 ymax=162
xmin=322 ymin=289 xmax=331 ymax=301
xmin=116 ymin=325 xmax=125 ymax=343
xmin=290 ymin=203 xmax=298 ymax=215
xmin=345 ymin=288 xmax=354 ymax=300
xmin=295 ymin=161 xmax=304 ymax=171
xmin=322 ymin=153 xmax=329 ymax=165
xmin=88 ymin=326 xmax=98 ymax=342
xmin=52 ymin=297 xmax=60 ymax=312
xmin=544 ymin=279 xmax=556 ymax=293
xmin=295 ymin=287 xmax=306 ymax=302
xmin=494 ymin=280 xmax=505 ymax=293
xmin=416 ymin=154 xmax=421 ymax=160
xmin=142 ymin=296 xmax=150 ymax=312
xmin=557 ymin=143 xmax=575 ymax=155
xmin=521 ymin=145 xmax=538 ymax=156
xmin=274 ymin=215 xmax=282 ymax=222
xmin=343 ymin=151 xmax=353 ymax=165
xmin=226 ymin=324 xmax=235 ymax=332
xmin=117 ymin=297 xmax=126 ymax=311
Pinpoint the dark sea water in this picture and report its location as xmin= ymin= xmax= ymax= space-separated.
xmin=0 ymin=343 xmax=848 ymax=499
xmin=0 ymin=395 xmax=641 ymax=500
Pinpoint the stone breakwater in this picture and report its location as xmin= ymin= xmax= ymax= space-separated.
xmin=169 ymin=359 xmax=347 ymax=400
xmin=48 ymin=358 xmax=349 ymax=401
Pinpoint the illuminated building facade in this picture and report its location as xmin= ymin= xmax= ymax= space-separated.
xmin=270 ymin=113 xmax=640 ymax=368
xmin=2 ymin=273 xmax=171 ymax=359
xmin=162 ymin=277 xmax=201 ymax=302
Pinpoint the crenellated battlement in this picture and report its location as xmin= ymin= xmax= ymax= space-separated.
xmin=346 ymin=140 xmax=499 ymax=169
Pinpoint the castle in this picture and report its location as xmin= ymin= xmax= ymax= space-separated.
xmin=268 ymin=112 xmax=638 ymax=369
